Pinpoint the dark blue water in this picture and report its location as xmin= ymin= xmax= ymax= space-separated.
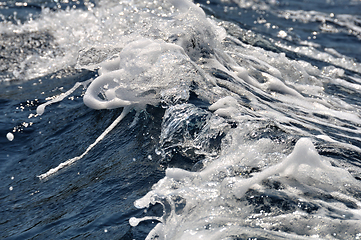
xmin=1 ymin=0 xmax=361 ymax=239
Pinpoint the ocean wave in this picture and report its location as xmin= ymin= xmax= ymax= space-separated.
xmin=1 ymin=0 xmax=361 ymax=239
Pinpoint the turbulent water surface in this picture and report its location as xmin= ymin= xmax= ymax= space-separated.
xmin=1 ymin=0 xmax=361 ymax=239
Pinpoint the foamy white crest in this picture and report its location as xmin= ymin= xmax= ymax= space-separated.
xmin=83 ymin=39 xmax=190 ymax=110
xmin=36 ymin=38 xmax=193 ymax=179
xmin=36 ymin=0 xmax=224 ymax=179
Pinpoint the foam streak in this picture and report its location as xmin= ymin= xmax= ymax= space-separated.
xmin=38 ymin=106 xmax=130 ymax=180
xmin=36 ymin=79 xmax=93 ymax=115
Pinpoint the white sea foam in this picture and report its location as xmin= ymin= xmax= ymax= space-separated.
xmin=276 ymin=41 xmax=361 ymax=74
xmin=132 ymin=136 xmax=361 ymax=239
xmin=36 ymin=79 xmax=92 ymax=115
xmin=82 ymin=39 xmax=192 ymax=110
xmin=36 ymin=39 xmax=196 ymax=179
xmin=278 ymin=10 xmax=361 ymax=40
xmin=6 ymin=0 xmax=360 ymax=238
xmin=123 ymin=1 xmax=361 ymax=239
xmin=35 ymin=0 xmax=221 ymax=179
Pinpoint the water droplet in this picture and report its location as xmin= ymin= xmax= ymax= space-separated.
xmin=6 ymin=132 xmax=14 ymax=141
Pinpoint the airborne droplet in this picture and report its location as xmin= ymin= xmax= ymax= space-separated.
xmin=6 ymin=132 xmax=14 ymax=141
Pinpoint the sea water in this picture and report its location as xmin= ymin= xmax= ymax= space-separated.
xmin=1 ymin=0 xmax=361 ymax=239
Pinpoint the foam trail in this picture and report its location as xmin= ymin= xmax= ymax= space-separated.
xmin=36 ymin=79 xmax=93 ymax=115
xmin=233 ymin=138 xmax=326 ymax=198
xmin=38 ymin=106 xmax=130 ymax=180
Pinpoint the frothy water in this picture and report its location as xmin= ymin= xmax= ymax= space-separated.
xmin=1 ymin=0 xmax=361 ymax=239
xmin=131 ymin=137 xmax=361 ymax=239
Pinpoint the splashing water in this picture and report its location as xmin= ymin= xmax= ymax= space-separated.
xmin=28 ymin=0 xmax=361 ymax=237
xmin=2 ymin=0 xmax=361 ymax=238
xmin=130 ymin=134 xmax=361 ymax=239
xmin=33 ymin=0 xmax=232 ymax=179
xmin=36 ymin=37 xmax=199 ymax=179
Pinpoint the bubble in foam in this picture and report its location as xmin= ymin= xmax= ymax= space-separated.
xmin=129 ymin=217 xmax=139 ymax=227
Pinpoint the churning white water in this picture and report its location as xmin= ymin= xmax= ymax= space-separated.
xmin=2 ymin=0 xmax=361 ymax=239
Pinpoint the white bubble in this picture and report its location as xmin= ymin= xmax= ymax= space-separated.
xmin=129 ymin=217 xmax=139 ymax=227
xmin=277 ymin=30 xmax=288 ymax=38
xmin=6 ymin=132 xmax=14 ymax=141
